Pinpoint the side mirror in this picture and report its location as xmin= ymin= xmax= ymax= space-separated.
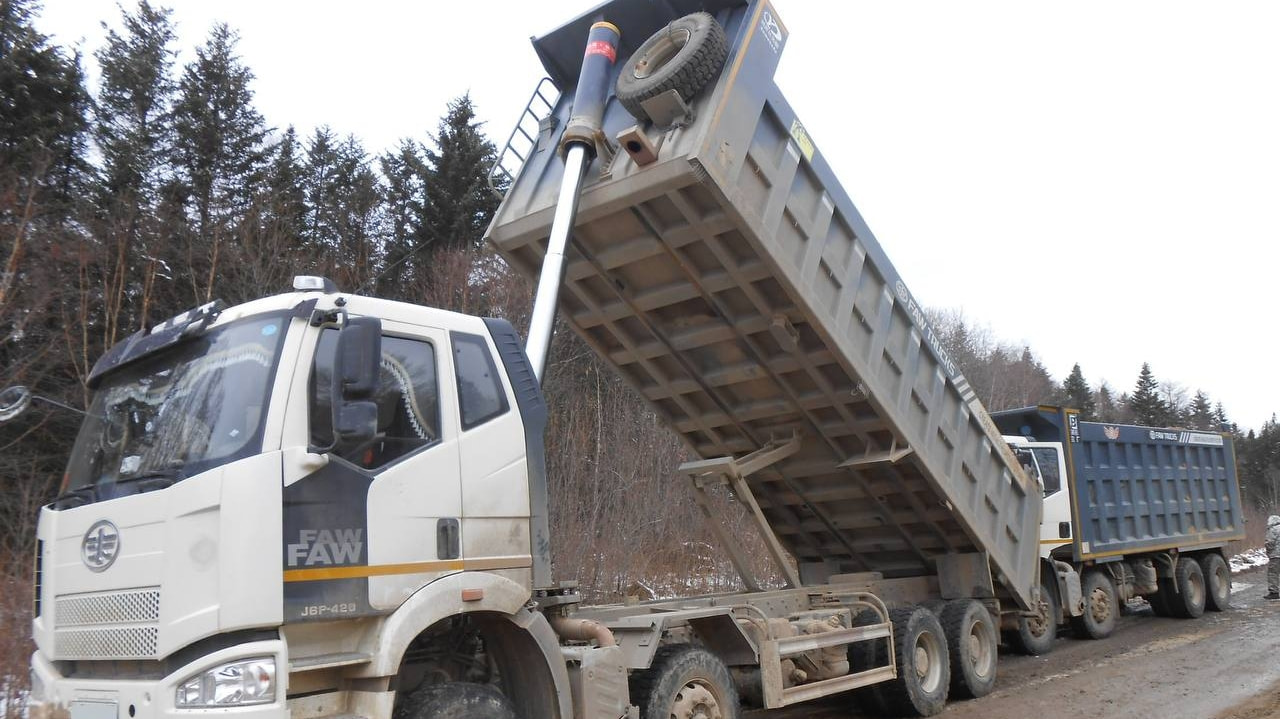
xmin=331 ymin=316 xmax=381 ymax=446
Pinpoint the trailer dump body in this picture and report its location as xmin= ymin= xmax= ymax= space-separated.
xmin=487 ymin=0 xmax=1041 ymax=609
xmin=994 ymin=407 xmax=1244 ymax=560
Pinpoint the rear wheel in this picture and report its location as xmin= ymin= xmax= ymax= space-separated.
xmin=940 ymin=600 xmax=997 ymax=699
xmin=1148 ymin=579 xmax=1174 ymax=617
xmin=1199 ymin=553 xmax=1231 ymax=611
xmin=1004 ymin=582 xmax=1057 ymax=656
xmin=874 ymin=606 xmax=950 ymax=717
xmin=1070 ymin=570 xmax=1119 ymax=640
xmin=631 ymin=644 xmax=739 ymax=719
xmin=1170 ymin=557 xmax=1206 ymax=619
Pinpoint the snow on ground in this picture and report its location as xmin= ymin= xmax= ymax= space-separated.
xmin=1230 ymin=547 xmax=1268 ymax=573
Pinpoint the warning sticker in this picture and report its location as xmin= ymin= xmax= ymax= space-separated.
xmin=789 ymin=119 xmax=814 ymax=162
xmin=586 ymin=41 xmax=616 ymax=63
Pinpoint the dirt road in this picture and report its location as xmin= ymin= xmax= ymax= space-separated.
xmin=749 ymin=568 xmax=1280 ymax=719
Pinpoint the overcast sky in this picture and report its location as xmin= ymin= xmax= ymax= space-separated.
xmin=38 ymin=1 xmax=1280 ymax=430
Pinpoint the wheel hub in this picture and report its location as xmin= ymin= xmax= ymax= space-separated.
xmin=670 ymin=681 xmax=722 ymax=719
xmin=915 ymin=646 xmax=931 ymax=678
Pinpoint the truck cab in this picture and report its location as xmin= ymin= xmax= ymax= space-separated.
xmin=1004 ymin=437 xmax=1071 ymax=559
xmin=30 ymin=278 xmax=564 ymax=719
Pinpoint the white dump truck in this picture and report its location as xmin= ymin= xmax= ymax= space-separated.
xmin=25 ymin=1 xmax=1092 ymax=718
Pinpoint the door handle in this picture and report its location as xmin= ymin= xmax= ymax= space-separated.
xmin=437 ymin=518 xmax=460 ymax=560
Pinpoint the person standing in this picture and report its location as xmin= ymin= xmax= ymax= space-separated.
xmin=1267 ymin=515 xmax=1280 ymax=600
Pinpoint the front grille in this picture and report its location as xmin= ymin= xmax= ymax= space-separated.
xmin=54 ymin=587 xmax=161 ymax=659
xmin=56 ymin=627 xmax=158 ymax=659
xmin=56 ymin=588 xmax=160 ymax=626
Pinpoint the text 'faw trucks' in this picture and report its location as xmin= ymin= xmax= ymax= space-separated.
xmin=21 ymin=1 xmax=1242 ymax=719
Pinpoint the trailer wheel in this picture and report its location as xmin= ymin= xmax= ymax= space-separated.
xmin=1070 ymin=570 xmax=1119 ymax=640
xmin=398 ymin=683 xmax=516 ymax=719
xmin=1170 ymin=556 xmax=1207 ymax=619
xmin=1003 ymin=582 xmax=1057 ymax=656
xmin=631 ymin=644 xmax=740 ymax=719
xmin=616 ymin=12 xmax=728 ymax=123
xmin=1199 ymin=553 xmax=1232 ymax=611
xmin=874 ymin=607 xmax=949 ymax=717
xmin=940 ymin=600 xmax=997 ymax=699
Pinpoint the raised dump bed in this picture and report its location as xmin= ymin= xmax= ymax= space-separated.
xmin=487 ymin=0 xmax=1041 ymax=609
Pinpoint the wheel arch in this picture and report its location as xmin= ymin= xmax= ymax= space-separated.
xmin=355 ymin=572 xmax=571 ymax=719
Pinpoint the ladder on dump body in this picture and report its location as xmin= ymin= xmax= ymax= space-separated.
xmin=487 ymin=78 xmax=560 ymax=201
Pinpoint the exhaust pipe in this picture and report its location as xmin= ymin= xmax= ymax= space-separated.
xmin=525 ymin=20 xmax=620 ymax=383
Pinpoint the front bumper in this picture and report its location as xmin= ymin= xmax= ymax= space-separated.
xmin=29 ymin=639 xmax=288 ymax=719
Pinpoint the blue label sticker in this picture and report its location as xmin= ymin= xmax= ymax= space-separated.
xmin=262 ymin=324 xmax=278 ymax=336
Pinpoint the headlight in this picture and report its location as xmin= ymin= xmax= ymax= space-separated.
xmin=175 ymin=657 xmax=276 ymax=708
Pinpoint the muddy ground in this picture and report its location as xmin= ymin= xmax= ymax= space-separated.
xmin=750 ymin=568 xmax=1280 ymax=719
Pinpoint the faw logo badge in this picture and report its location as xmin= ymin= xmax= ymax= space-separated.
xmin=82 ymin=520 xmax=121 ymax=572
xmin=1103 ymin=426 xmax=1121 ymax=440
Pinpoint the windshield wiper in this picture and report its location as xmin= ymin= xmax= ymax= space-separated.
xmin=52 ymin=486 xmax=99 ymax=510
xmin=114 ymin=468 xmax=183 ymax=491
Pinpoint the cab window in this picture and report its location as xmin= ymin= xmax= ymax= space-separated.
xmin=1032 ymin=447 xmax=1062 ymax=495
xmin=451 ymin=332 xmax=508 ymax=430
xmin=311 ymin=330 xmax=440 ymax=469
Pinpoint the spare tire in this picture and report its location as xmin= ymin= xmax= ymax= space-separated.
xmin=616 ymin=12 xmax=728 ymax=123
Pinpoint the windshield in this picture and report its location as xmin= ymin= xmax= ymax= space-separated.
xmin=60 ymin=314 xmax=289 ymax=505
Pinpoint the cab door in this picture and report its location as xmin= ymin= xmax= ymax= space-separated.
xmin=280 ymin=318 xmax=462 ymax=621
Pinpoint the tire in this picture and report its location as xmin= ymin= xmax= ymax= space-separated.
xmin=940 ymin=600 xmax=997 ymax=699
xmin=1170 ymin=556 xmax=1207 ymax=619
xmin=631 ymin=644 xmax=740 ymax=719
xmin=1070 ymin=570 xmax=1119 ymax=640
xmin=1003 ymin=582 xmax=1057 ymax=656
xmin=396 ymin=683 xmax=515 ymax=719
xmin=616 ymin=12 xmax=728 ymax=123
xmin=1199 ymin=553 xmax=1231 ymax=612
xmin=1148 ymin=579 xmax=1174 ymax=617
xmin=847 ymin=610 xmax=890 ymax=715
xmin=874 ymin=606 xmax=949 ymax=717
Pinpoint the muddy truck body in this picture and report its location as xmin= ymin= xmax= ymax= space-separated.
xmin=23 ymin=1 xmax=1086 ymax=718
xmin=995 ymin=406 xmax=1244 ymax=641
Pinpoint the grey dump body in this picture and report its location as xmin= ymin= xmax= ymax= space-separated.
xmin=487 ymin=0 xmax=1041 ymax=610
xmin=995 ymin=406 xmax=1245 ymax=561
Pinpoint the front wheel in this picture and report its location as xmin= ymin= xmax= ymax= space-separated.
xmin=1004 ymin=582 xmax=1058 ymax=655
xmin=631 ymin=645 xmax=740 ymax=719
xmin=398 ymin=683 xmax=516 ymax=719
xmin=1199 ymin=553 xmax=1231 ymax=611
xmin=875 ymin=606 xmax=950 ymax=716
xmin=1070 ymin=570 xmax=1119 ymax=640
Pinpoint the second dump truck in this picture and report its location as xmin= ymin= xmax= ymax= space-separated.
xmin=23 ymin=1 xmax=1242 ymax=719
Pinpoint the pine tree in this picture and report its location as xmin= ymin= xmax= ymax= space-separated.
xmin=376 ymin=138 xmax=430 ymax=297
xmin=93 ymin=0 xmax=176 ymax=208
xmin=1094 ymin=382 xmax=1119 ymax=423
xmin=1060 ymin=363 xmax=1097 ymax=420
xmin=0 ymin=0 xmax=89 ymax=200
xmin=1128 ymin=363 xmax=1168 ymax=427
xmin=301 ymin=127 xmax=380 ymax=288
xmin=1187 ymin=390 xmax=1216 ymax=430
xmin=171 ymin=21 xmax=266 ymax=291
xmin=422 ymin=93 xmax=500 ymax=251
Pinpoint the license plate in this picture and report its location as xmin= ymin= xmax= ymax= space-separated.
xmin=69 ymin=701 xmax=117 ymax=719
